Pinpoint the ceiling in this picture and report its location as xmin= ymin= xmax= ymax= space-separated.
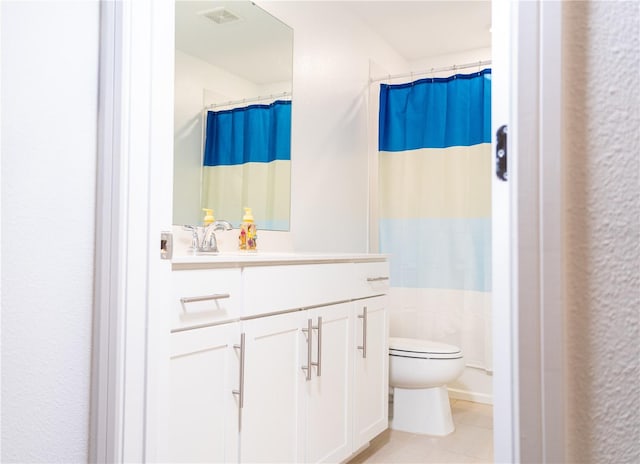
xmin=175 ymin=1 xmax=492 ymax=85
xmin=344 ymin=1 xmax=492 ymax=61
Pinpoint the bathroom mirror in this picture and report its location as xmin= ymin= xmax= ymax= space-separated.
xmin=173 ymin=0 xmax=293 ymax=230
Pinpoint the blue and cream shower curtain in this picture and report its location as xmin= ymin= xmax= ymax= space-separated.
xmin=379 ymin=70 xmax=492 ymax=372
xmin=201 ymin=99 xmax=291 ymax=230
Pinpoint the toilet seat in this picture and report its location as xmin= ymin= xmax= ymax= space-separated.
xmin=389 ymin=337 xmax=463 ymax=360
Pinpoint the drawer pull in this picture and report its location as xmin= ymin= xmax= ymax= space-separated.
xmin=312 ymin=317 xmax=322 ymax=377
xmin=180 ymin=293 xmax=230 ymax=304
xmin=366 ymin=276 xmax=389 ymax=282
xmin=301 ymin=318 xmax=313 ymax=381
xmin=358 ymin=306 xmax=368 ymax=358
xmin=232 ymin=333 xmax=246 ymax=431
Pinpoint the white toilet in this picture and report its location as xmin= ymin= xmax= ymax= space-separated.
xmin=389 ymin=337 xmax=465 ymax=436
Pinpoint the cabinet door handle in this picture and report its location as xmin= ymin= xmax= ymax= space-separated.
xmin=301 ymin=318 xmax=313 ymax=381
xmin=366 ymin=276 xmax=389 ymax=282
xmin=180 ymin=293 xmax=230 ymax=304
xmin=312 ymin=317 xmax=322 ymax=377
xmin=357 ymin=306 xmax=368 ymax=358
xmin=232 ymin=332 xmax=246 ymax=431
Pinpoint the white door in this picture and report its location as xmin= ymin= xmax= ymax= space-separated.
xmin=305 ymin=303 xmax=354 ymax=464
xmin=491 ymin=0 xmax=516 ymax=462
xmin=352 ymin=297 xmax=389 ymax=450
xmin=169 ymin=324 xmax=240 ymax=463
xmin=491 ymin=1 xmax=565 ymax=462
xmin=240 ymin=312 xmax=305 ymax=463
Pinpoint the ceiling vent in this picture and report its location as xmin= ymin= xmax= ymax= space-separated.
xmin=199 ymin=7 xmax=241 ymax=25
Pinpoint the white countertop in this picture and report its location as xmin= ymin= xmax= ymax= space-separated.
xmin=172 ymin=251 xmax=388 ymax=269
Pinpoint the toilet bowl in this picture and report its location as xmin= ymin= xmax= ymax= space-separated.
xmin=389 ymin=337 xmax=465 ymax=436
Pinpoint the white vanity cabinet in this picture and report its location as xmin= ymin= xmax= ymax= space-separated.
xmin=239 ymin=311 xmax=305 ymax=463
xmin=237 ymin=301 xmax=356 ymax=464
xmin=352 ymin=296 xmax=389 ymax=450
xmin=304 ymin=301 xmax=354 ymax=464
xmin=169 ymin=323 xmax=240 ymax=463
xmin=168 ymin=255 xmax=389 ymax=464
xmin=171 ymin=267 xmax=242 ymax=331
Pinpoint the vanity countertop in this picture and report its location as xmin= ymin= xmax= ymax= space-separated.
xmin=172 ymin=251 xmax=389 ymax=270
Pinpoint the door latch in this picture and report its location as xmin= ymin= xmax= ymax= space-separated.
xmin=160 ymin=231 xmax=173 ymax=260
xmin=496 ymin=124 xmax=508 ymax=181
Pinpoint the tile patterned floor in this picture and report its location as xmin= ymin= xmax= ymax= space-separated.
xmin=349 ymin=399 xmax=493 ymax=463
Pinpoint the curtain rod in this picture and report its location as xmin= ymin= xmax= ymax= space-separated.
xmin=369 ymin=59 xmax=492 ymax=84
xmin=205 ymin=91 xmax=291 ymax=110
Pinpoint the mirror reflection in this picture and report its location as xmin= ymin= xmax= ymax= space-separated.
xmin=173 ymin=0 xmax=293 ymax=230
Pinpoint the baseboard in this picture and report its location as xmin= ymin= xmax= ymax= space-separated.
xmin=448 ymin=387 xmax=493 ymax=405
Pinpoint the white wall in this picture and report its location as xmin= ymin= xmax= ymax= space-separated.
xmin=408 ymin=47 xmax=492 ymax=78
xmin=258 ymin=1 xmax=407 ymax=253
xmin=563 ymin=2 xmax=640 ymax=462
xmin=0 ymin=1 xmax=99 ymax=462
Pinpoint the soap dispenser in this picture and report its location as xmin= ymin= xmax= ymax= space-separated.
xmin=239 ymin=207 xmax=257 ymax=251
xmin=202 ymin=208 xmax=214 ymax=226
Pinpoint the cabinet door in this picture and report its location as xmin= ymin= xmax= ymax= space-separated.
xmin=352 ymin=296 xmax=389 ymax=450
xmin=305 ymin=302 xmax=354 ymax=464
xmin=169 ymin=323 xmax=240 ymax=463
xmin=240 ymin=311 xmax=305 ymax=463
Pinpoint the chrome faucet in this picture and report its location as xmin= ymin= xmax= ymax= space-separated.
xmin=183 ymin=220 xmax=233 ymax=253
xmin=202 ymin=220 xmax=233 ymax=252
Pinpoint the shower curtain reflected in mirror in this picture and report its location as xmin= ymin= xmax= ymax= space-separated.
xmin=202 ymin=99 xmax=291 ymax=230
xmin=378 ymin=70 xmax=493 ymax=372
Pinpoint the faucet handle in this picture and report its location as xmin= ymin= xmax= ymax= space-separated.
xmin=182 ymin=225 xmax=200 ymax=250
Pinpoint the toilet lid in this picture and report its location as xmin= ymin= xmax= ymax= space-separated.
xmin=389 ymin=337 xmax=463 ymax=360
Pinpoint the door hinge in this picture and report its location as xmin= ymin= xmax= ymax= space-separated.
xmin=160 ymin=231 xmax=173 ymax=260
xmin=496 ymin=124 xmax=508 ymax=181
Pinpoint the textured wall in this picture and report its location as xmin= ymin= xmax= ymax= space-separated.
xmin=1 ymin=1 xmax=99 ymax=461
xmin=563 ymin=1 xmax=640 ymax=462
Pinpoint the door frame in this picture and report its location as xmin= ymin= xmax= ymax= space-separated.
xmin=90 ymin=0 xmax=173 ymax=461
xmin=91 ymin=1 xmax=565 ymax=462
xmin=509 ymin=1 xmax=565 ymax=462
xmin=493 ymin=1 xmax=565 ymax=461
